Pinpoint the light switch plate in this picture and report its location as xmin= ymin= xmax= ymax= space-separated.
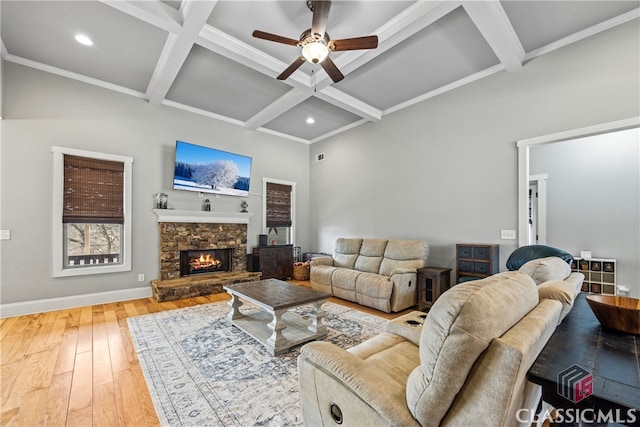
xmin=0 ymin=230 xmax=10 ymax=240
xmin=501 ymin=229 xmax=516 ymax=240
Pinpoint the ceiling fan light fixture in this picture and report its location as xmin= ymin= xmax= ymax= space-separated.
xmin=252 ymin=1 xmax=378 ymax=84
xmin=302 ymin=41 xmax=329 ymax=64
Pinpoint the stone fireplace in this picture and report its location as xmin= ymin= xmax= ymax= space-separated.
xmin=151 ymin=210 xmax=262 ymax=301
xmin=158 ymin=220 xmax=248 ymax=280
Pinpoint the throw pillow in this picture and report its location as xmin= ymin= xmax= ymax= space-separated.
xmin=519 ymin=256 xmax=571 ymax=285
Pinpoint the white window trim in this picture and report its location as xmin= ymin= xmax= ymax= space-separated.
xmin=262 ymin=177 xmax=296 ymax=246
xmin=52 ymin=146 xmax=133 ymax=277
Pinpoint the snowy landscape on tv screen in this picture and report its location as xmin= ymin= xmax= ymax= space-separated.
xmin=173 ymin=141 xmax=252 ymax=197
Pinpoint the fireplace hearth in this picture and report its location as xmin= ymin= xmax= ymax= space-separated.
xmin=180 ymin=249 xmax=232 ymax=276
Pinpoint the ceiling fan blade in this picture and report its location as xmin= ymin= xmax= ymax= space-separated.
xmin=320 ymin=56 xmax=344 ymax=83
xmin=277 ymin=56 xmax=306 ymax=80
xmin=329 ymin=35 xmax=378 ymax=51
xmin=252 ymin=30 xmax=299 ymax=46
xmin=311 ymin=0 xmax=331 ymax=39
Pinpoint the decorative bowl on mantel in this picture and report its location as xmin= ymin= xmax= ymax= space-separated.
xmin=586 ymin=295 xmax=640 ymax=335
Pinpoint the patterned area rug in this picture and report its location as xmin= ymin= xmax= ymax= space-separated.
xmin=127 ymin=301 xmax=386 ymax=426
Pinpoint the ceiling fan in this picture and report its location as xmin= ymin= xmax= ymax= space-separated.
xmin=252 ymin=0 xmax=378 ymax=83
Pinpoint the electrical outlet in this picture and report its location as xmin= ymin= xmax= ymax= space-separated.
xmin=0 ymin=230 xmax=10 ymax=240
xmin=501 ymin=229 xmax=516 ymax=240
xmin=138 ymin=273 xmax=145 ymax=282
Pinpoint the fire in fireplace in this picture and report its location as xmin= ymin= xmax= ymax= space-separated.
xmin=180 ymin=249 xmax=232 ymax=276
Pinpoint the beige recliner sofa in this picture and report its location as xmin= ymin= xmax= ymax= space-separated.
xmin=310 ymin=238 xmax=429 ymax=313
xmin=298 ymin=259 xmax=584 ymax=427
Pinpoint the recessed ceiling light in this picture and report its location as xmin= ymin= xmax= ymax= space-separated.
xmin=74 ymin=34 xmax=93 ymax=46
xmin=306 ymin=117 xmax=315 ymax=125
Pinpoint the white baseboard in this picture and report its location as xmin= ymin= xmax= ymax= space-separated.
xmin=0 ymin=286 xmax=153 ymax=318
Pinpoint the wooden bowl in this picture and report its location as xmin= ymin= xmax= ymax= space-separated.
xmin=586 ymin=295 xmax=640 ymax=335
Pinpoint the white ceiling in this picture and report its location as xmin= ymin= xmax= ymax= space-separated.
xmin=1 ymin=1 xmax=638 ymax=143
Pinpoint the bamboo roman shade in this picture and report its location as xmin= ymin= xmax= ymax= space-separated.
xmin=266 ymin=182 xmax=292 ymax=227
xmin=63 ymin=155 xmax=124 ymax=224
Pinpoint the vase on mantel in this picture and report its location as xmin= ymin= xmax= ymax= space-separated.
xmin=155 ymin=192 xmax=168 ymax=209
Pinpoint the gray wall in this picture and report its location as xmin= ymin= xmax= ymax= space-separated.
xmin=530 ymin=128 xmax=639 ymax=294
xmin=309 ymin=20 xmax=640 ymax=289
xmin=1 ymin=19 xmax=638 ymax=308
xmin=0 ymin=63 xmax=310 ymax=305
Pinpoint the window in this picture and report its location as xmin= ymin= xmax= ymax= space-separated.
xmin=52 ymin=147 xmax=132 ymax=277
xmin=263 ymin=178 xmax=295 ymax=245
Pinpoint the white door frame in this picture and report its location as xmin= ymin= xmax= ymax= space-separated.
xmin=517 ymin=117 xmax=639 ymax=247
xmin=528 ymin=174 xmax=547 ymax=245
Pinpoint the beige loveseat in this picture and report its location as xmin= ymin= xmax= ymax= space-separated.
xmin=298 ymin=258 xmax=584 ymax=427
xmin=310 ymin=238 xmax=429 ymax=313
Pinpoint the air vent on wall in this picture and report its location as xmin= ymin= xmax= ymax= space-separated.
xmin=316 ymin=153 xmax=325 ymax=162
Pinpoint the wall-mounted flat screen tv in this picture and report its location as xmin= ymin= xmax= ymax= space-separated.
xmin=173 ymin=140 xmax=252 ymax=197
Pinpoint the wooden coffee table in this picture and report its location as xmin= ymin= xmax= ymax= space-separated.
xmin=223 ymin=279 xmax=330 ymax=356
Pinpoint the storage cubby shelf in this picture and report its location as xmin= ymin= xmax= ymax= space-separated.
xmin=572 ymin=257 xmax=616 ymax=295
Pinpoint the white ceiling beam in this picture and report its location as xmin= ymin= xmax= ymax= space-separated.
xmin=100 ymin=0 xmax=182 ymax=33
xmin=201 ymin=2 xmax=460 ymax=129
xmin=197 ymin=26 xmax=309 ymax=89
xmin=197 ymin=27 xmax=384 ymax=127
xmin=314 ymin=1 xmax=460 ymax=88
xmin=252 ymin=1 xmax=460 ymax=125
xmin=118 ymin=0 xmax=459 ymax=131
xmin=376 ymin=1 xmax=460 ymax=50
xmin=245 ymin=88 xmax=313 ymax=131
xmin=315 ymin=87 xmax=381 ymax=122
xmin=146 ymin=0 xmax=218 ymax=104
xmin=462 ymin=0 xmax=524 ymax=72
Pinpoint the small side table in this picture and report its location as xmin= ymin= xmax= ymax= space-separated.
xmin=417 ymin=266 xmax=452 ymax=311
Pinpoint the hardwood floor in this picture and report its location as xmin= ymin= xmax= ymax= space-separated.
xmin=0 ymin=280 xmax=412 ymax=426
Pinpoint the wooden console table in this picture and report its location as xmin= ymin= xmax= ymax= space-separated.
xmin=527 ymin=293 xmax=639 ymax=423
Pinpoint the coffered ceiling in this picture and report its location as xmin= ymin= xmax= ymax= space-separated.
xmin=1 ymin=1 xmax=638 ymax=143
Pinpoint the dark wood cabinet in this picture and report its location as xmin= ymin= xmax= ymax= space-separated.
xmin=456 ymin=243 xmax=499 ymax=283
xmin=417 ymin=266 xmax=452 ymax=311
xmin=250 ymin=245 xmax=294 ymax=280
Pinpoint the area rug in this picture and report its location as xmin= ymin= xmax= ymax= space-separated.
xmin=127 ymin=301 xmax=387 ymax=426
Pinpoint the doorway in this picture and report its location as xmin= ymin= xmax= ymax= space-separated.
xmin=528 ymin=174 xmax=547 ymax=245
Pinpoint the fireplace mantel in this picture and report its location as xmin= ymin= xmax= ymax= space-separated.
xmin=153 ymin=209 xmax=253 ymax=224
